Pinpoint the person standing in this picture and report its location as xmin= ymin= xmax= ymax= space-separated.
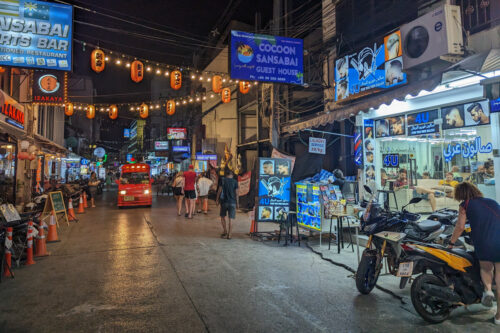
xmin=183 ymin=165 xmax=197 ymax=219
xmin=217 ymin=170 xmax=238 ymax=239
xmin=197 ymin=172 xmax=214 ymax=214
xmin=172 ymin=172 xmax=185 ymax=216
xmin=88 ymin=171 xmax=100 ymax=208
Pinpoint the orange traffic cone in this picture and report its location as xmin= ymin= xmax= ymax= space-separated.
xmin=35 ymin=220 xmax=49 ymax=257
xmin=3 ymin=227 xmax=13 ymax=277
xmin=77 ymin=194 xmax=85 ymax=214
xmin=249 ymin=208 xmax=257 ymax=234
xmin=83 ymin=192 xmax=88 ymax=208
xmin=67 ymin=198 xmax=78 ymax=222
xmin=25 ymin=221 xmax=36 ymax=265
xmin=46 ymin=212 xmax=60 ymax=243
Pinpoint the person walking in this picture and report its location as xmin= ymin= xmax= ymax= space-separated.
xmin=449 ymin=182 xmax=500 ymax=325
xmin=217 ymin=170 xmax=238 ymax=239
xmin=88 ymin=171 xmax=100 ymax=208
xmin=197 ymin=172 xmax=214 ymax=214
xmin=183 ymin=165 xmax=197 ymax=219
xmin=172 ymin=172 xmax=185 ymax=216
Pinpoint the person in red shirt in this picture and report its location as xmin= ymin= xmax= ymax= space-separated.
xmin=183 ymin=165 xmax=197 ymax=219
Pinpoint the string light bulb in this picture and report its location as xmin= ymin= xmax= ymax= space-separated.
xmin=182 ymin=100 xmax=187 ymax=104
xmin=156 ymin=69 xmax=161 ymax=74
xmin=222 ymin=78 xmax=227 ymax=83
xmin=116 ymin=59 xmax=121 ymax=65
xmin=207 ymin=77 xmax=211 ymax=82
xmin=105 ymin=56 xmax=109 ymax=61
xmin=196 ymin=97 xmax=200 ymax=102
xmin=191 ymin=74 xmax=196 ymax=79
xmin=199 ymin=76 xmax=203 ymax=81
xmin=176 ymin=101 xmax=180 ymax=105
xmin=165 ymin=71 xmax=169 ymax=76
xmin=126 ymin=62 xmax=131 ymax=68
xmin=146 ymin=66 xmax=152 ymax=72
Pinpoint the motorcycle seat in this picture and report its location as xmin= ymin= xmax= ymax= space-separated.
xmin=450 ymin=248 xmax=475 ymax=263
xmin=414 ymin=220 xmax=442 ymax=232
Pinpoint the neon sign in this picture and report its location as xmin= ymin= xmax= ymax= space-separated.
xmin=443 ymin=137 xmax=492 ymax=162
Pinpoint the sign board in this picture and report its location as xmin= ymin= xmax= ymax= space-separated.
xmin=308 ymin=137 xmax=326 ymax=154
xmin=230 ymin=30 xmax=304 ymax=85
xmin=271 ymin=148 xmax=296 ymax=172
xmin=123 ymin=128 xmax=130 ymax=138
xmin=129 ymin=127 xmax=137 ymax=139
xmin=407 ymin=109 xmax=439 ymax=136
xmin=0 ymin=89 xmax=25 ymax=130
xmin=443 ymin=136 xmax=492 ymax=163
xmin=93 ymin=147 xmax=105 ymax=158
xmin=195 ymin=153 xmax=217 ymax=161
xmin=126 ymin=153 xmax=133 ymax=163
xmin=383 ymin=154 xmax=400 ymax=168
xmin=256 ymin=158 xmax=291 ymax=222
xmin=296 ymin=183 xmax=321 ymax=231
xmin=154 ymin=141 xmax=169 ymax=150
xmin=167 ymin=127 xmax=186 ymax=140
xmin=0 ymin=203 xmax=21 ymax=222
xmin=335 ymin=30 xmax=406 ymax=101
xmin=172 ymin=145 xmax=190 ymax=152
xmin=32 ymin=71 xmax=66 ymax=103
xmin=442 ymin=100 xmax=490 ymax=130
xmin=490 ymin=98 xmax=500 ymax=113
xmin=41 ymin=191 xmax=68 ymax=227
xmin=0 ymin=0 xmax=73 ymax=71
xmin=238 ymin=171 xmax=251 ymax=197
xmin=375 ymin=116 xmax=406 ymax=137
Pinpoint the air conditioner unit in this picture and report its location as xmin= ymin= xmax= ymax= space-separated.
xmin=401 ymin=4 xmax=463 ymax=69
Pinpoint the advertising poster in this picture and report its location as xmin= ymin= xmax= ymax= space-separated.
xmin=0 ymin=0 xmax=73 ymax=71
xmin=238 ymin=171 xmax=251 ymax=197
xmin=32 ymin=71 xmax=66 ymax=103
xmin=271 ymin=148 xmax=296 ymax=172
xmin=407 ymin=109 xmax=439 ymax=136
xmin=441 ymin=104 xmax=465 ymax=130
xmin=230 ymin=30 xmax=304 ymax=85
xmin=363 ymin=118 xmax=375 ymax=181
xmin=335 ymin=30 xmax=406 ymax=101
xmin=296 ymin=183 xmax=321 ymax=231
xmin=167 ymin=127 xmax=186 ymax=140
xmin=464 ymin=100 xmax=490 ymax=126
xmin=256 ymin=158 xmax=291 ymax=222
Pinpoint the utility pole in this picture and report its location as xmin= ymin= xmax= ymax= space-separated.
xmin=271 ymin=0 xmax=282 ymax=149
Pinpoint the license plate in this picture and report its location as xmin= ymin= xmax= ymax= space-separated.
xmin=397 ymin=262 xmax=414 ymax=277
xmin=124 ymin=196 xmax=135 ymax=201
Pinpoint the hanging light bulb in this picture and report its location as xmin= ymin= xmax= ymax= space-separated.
xmin=100 ymin=107 xmax=104 ymax=111
xmin=155 ymin=104 xmax=160 ymax=109
xmin=191 ymin=74 xmax=196 ymax=79
xmin=130 ymin=106 xmax=134 ymax=111
xmin=105 ymin=56 xmax=109 ymax=61
xmin=136 ymin=106 xmax=140 ymax=110
xmin=235 ymin=80 xmax=239 ymax=83
xmin=146 ymin=66 xmax=152 ymax=72
xmin=126 ymin=62 xmax=131 ymax=68
xmin=165 ymin=71 xmax=170 ymax=76
xmin=156 ymin=69 xmax=161 ymax=74
xmin=207 ymin=77 xmax=211 ymax=82
xmin=210 ymin=94 xmax=214 ymax=98
xmin=196 ymin=97 xmax=200 ymax=102
xmin=182 ymin=100 xmax=187 ymax=104
xmin=222 ymin=78 xmax=227 ymax=83
xmin=116 ymin=59 xmax=121 ymax=65
xmin=189 ymin=98 xmax=193 ymax=103
xmin=202 ymin=96 xmax=207 ymax=100
xmin=176 ymin=101 xmax=180 ymax=105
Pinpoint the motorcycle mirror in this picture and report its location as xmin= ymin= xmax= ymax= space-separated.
xmin=364 ymin=185 xmax=372 ymax=195
xmin=409 ymin=197 xmax=423 ymax=204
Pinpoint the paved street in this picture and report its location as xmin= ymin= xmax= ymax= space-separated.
xmin=0 ymin=191 xmax=498 ymax=333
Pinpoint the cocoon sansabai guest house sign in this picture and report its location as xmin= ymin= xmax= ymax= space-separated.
xmin=32 ymin=71 xmax=66 ymax=104
xmin=0 ymin=0 xmax=73 ymax=71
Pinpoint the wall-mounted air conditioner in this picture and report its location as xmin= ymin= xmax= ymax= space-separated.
xmin=401 ymin=4 xmax=463 ymax=69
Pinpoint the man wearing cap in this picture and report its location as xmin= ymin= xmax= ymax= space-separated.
xmin=183 ymin=165 xmax=197 ymax=219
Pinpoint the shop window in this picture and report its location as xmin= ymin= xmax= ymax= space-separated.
xmin=456 ymin=0 xmax=500 ymax=34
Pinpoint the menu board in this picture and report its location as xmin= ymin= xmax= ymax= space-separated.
xmin=296 ymin=183 xmax=321 ymax=231
xmin=256 ymin=158 xmax=291 ymax=222
xmin=407 ymin=109 xmax=439 ymax=136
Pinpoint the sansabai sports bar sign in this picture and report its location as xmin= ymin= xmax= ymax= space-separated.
xmin=230 ymin=30 xmax=304 ymax=85
xmin=0 ymin=0 xmax=73 ymax=71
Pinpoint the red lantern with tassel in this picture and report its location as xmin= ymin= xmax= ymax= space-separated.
xmin=239 ymin=81 xmax=250 ymax=94
xmin=212 ymin=75 xmax=222 ymax=93
xmin=86 ymin=105 xmax=95 ymax=119
xmin=139 ymin=103 xmax=149 ymax=119
xmin=65 ymin=102 xmax=74 ymax=116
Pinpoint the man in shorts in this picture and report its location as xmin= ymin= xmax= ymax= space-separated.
xmin=217 ymin=170 xmax=238 ymax=239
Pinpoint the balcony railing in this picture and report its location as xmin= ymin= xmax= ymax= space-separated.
xmin=456 ymin=0 xmax=499 ymax=34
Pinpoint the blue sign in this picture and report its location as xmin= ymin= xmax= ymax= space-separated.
xmin=196 ymin=154 xmax=217 ymax=161
xmin=383 ymin=154 xmax=399 ymax=168
xmin=126 ymin=154 xmax=133 ymax=163
xmin=443 ymin=136 xmax=492 ymax=163
xmin=335 ymin=31 xmax=406 ymax=101
xmin=173 ymin=146 xmax=190 ymax=152
xmin=407 ymin=109 xmax=439 ymax=136
xmin=490 ymin=98 xmax=500 ymax=113
xmin=0 ymin=0 xmax=73 ymax=71
xmin=230 ymin=30 xmax=304 ymax=85
xmin=80 ymin=158 xmax=89 ymax=165
xmin=124 ymin=129 xmax=130 ymax=138
xmin=256 ymin=158 xmax=291 ymax=222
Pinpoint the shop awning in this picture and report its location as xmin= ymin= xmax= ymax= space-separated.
xmin=283 ymin=75 xmax=442 ymax=134
xmin=442 ymin=48 xmax=500 ymax=83
xmin=34 ymin=134 xmax=68 ymax=155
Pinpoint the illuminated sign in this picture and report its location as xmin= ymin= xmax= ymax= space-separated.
xmin=172 ymin=146 xmax=190 ymax=152
xmin=230 ymin=30 xmax=304 ymax=85
xmin=383 ymin=154 xmax=399 ymax=168
xmin=123 ymin=128 xmax=130 ymax=138
xmin=167 ymin=127 xmax=186 ymax=140
xmin=407 ymin=109 xmax=439 ymax=136
xmin=0 ymin=89 xmax=24 ymax=129
xmin=195 ymin=154 xmax=217 ymax=161
xmin=154 ymin=141 xmax=169 ymax=150
xmin=32 ymin=71 xmax=66 ymax=103
xmin=443 ymin=137 xmax=492 ymax=163
xmin=0 ymin=0 xmax=73 ymax=71
xmin=80 ymin=158 xmax=89 ymax=165
xmin=335 ymin=30 xmax=406 ymax=101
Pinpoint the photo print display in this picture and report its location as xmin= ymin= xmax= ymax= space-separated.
xmin=442 ymin=105 xmax=465 ymax=130
xmin=464 ymin=100 xmax=490 ymax=126
xmin=256 ymin=158 xmax=291 ymax=222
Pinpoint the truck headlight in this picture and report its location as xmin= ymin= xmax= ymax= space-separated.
xmin=120 ymin=190 xmax=126 ymax=195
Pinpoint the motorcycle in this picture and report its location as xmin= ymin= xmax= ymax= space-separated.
xmin=355 ymin=185 xmax=446 ymax=294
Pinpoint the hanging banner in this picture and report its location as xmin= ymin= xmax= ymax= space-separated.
xmin=32 ymin=71 xmax=67 ymax=104
xmin=0 ymin=0 xmax=73 ymax=71
xmin=256 ymin=158 xmax=291 ymax=222
xmin=238 ymin=171 xmax=251 ymax=197
xmin=230 ymin=30 xmax=304 ymax=85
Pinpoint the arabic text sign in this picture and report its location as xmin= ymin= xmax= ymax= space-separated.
xmin=0 ymin=0 xmax=73 ymax=71
xmin=195 ymin=154 xmax=217 ymax=161
xmin=230 ymin=30 xmax=304 ymax=85
xmin=335 ymin=30 xmax=406 ymax=101
xmin=443 ymin=137 xmax=493 ymax=163
xmin=172 ymin=146 xmax=190 ymax=152
xmin=407 ymin=109 xmax=439 ymax=136
xmin=309 ymin=137 xmax=326 ymax=154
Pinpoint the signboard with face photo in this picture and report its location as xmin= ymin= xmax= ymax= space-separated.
xmin=464 ymin=100 xmax=490 ymax=126
xmin=407 ymin=109 xmax=439 ymax=136
xmin=442 ymin=105 xmax=465 ymax=130
xmin=387 ymin=116 xmax=405 ymax=136
xmin=375 ymin=119 xmax=390 ymax=137
xmin=256 ymin=158 xmax=291 ymax=222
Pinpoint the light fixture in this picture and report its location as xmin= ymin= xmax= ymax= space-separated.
xmin=210 ymin=94 xmax=214 ymax=98
xmin=196 ymin=97 xmax=200 ymax=102
xmin=165 ymin=71 xmax=169 ymax=76
xmin=182 ymin=100 xmax=187 ymax=104
xmin=126 ymin=62 xmax=131 ymax=68
xmin=155 ymin=104 xmax=160 ymax=109
xmin=176 ymin=101 xmax=180 ymax=105
xmin=146 ymin=66 xmax=152 ymax=72
xmin=222 ymin=78 xmax=226 ymax=83
xmin=100 ymin=107 xmax=104 ymax=111
xmin=116 ymin=59 xmax=121 ymax=65
xmin=130 ymin=107 xmax=134 ymax=111
xmin=202 ymin=96 xmax=206 ymax=100
xmin=105 ymin=56 xmax=109 ymax=61
xmin=191 ymin=74 xmax=196 ymax=79
xmin=189 ymin=98 xmax=193 ymax=103
xmin=156 ymin=69 xmax=161 ymax=74
xmin=120 ymin=190 xmax=126 ymax=195
xmin=207 ymin=77 xmax=211 ymax=82
xmin=144 ymin=189 xmax=150 ymax=194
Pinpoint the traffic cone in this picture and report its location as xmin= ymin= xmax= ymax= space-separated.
xmin=77 ymin=194 xmax=85 ymax=214
xmin=46 ymin=212 xmax=60 ymax=243
xmin=67 ymin=198 xmax=78 ymax=222
xmin=249 ymin=208 xmax=257 ymax=234
xmin=3 ymin=227 xmax=13 ymax=277
xmin=83 ymin=192 xmax=88 ymax=208
xmin=25 ymin=221 xmax=36 ymax=265
xmin=35 ymin=220 xmax=49 ymax=257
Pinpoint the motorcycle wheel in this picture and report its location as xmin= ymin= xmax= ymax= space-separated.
xmin=411 ymin=274 xmax=451 ymax=323
xmin=355 ymin=249 xmax=380 ymax=294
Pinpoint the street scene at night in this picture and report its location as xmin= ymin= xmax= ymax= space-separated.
xmin=0 ymin=0 xmax=500 ymax=332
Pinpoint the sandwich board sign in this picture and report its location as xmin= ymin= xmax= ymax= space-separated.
xmin=41 ymin=191 xmax=68 ymax=227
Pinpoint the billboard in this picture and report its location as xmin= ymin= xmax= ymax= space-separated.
xmin=167 ymin=127 xmax=186 ymax=140
xmin=154 ymin=141 xmax=169 ymax=150
xmin=256 ymin=158 xmax=291 ymax=222
xmin=335 ymin=30 xmax=406 ymax=101
xmin=230 ymin=30 xmax=303 ymax=85
xmin=0 ymin=88 xmax=24 ymax=130
xmin=32 ymin=71 xmax=66 ymax=103
xmin=0 ymin=0 xmax=73 ymax=71
xmin=123 ymin=128 xmax=130 ymax=138
xmin=172 ymin=146 xmax=190 ymax=152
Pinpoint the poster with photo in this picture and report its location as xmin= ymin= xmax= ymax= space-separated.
xmin=256 ymin=158 xmax=291 ymax=222
xmin=441 ymin=105 xmax=465 ymax=130
xmin=387 ymin=116 xmax=405 ymax=136
xmin=365 ymin=164 xmax=375 ymax=180
xmin=335 ymin=56 xmax=349 ymax=101
xmin=464 ymin=100 xmax=490 ymax=126
xmin=375 ymin=119 xmax=390 ymax=137
xmin=384 ymin=31 xmax=402 ymax=61
xmin=296 ymin=183 xmax=321 ymax=231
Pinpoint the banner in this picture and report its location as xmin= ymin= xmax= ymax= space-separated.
xmin=238 ymin=171 xmax=251 ymax=197
xmin=256 ymin=158 xmax=291 ymax=222
xmin=0 ymin=0 xmax=73 ymax=71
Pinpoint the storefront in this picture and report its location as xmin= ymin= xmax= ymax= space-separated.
xmin=359 ymin=73 xmax=500 ymax=213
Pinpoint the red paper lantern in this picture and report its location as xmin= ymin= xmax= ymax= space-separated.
xmin=221 ymin=87 xmax=231 ymax=103
xmin=86 ymin=105 xmax=95 ymax=119
xmin=212 ymin=75 xmax=222 ymax=93
xmin=109 ymin=105 xmax=118 ymax=120
xmin=239 ymin=81 xmax=250 ymax=94
xmin=65 ymin=102 xmax=74 ymax=116
xmin=171 ymin=70 xmax=182 ymax=90
xmin=139 ymin=103 xmax=149 ymax=119
xmin=166 ymin=100 xmax=175 ymax=115
xmin=91 ymin=49 xmax=105 ymax=73
xmin=131 ymin=60 xmax=144 ymax=83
